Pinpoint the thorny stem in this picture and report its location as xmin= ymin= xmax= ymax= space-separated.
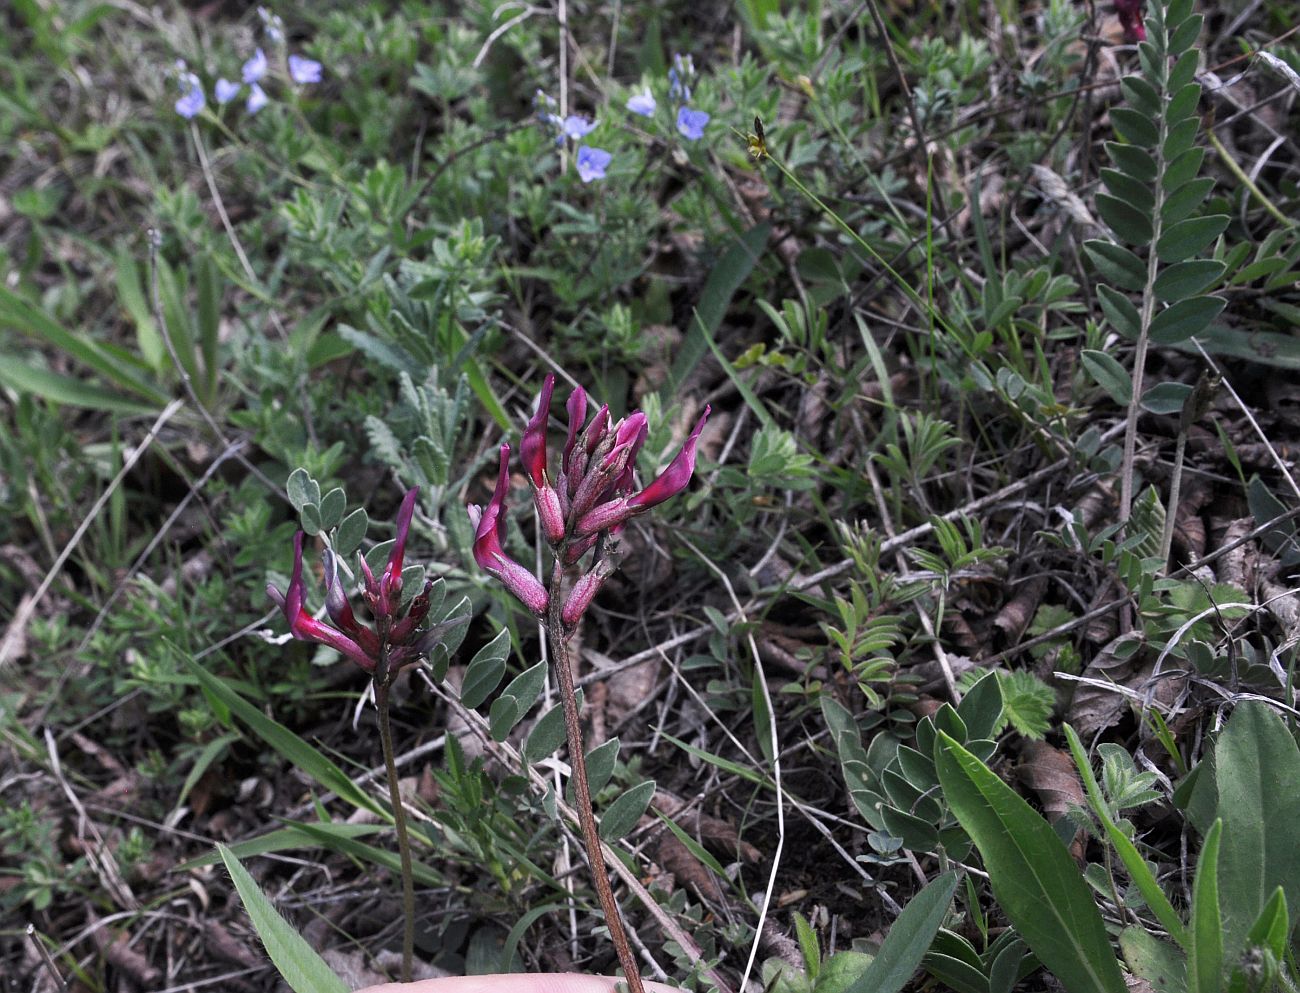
xmin=547 ymin=558 xmax=645 ymax=993
xmin=375 ymin=677 xmax=416 ymax=983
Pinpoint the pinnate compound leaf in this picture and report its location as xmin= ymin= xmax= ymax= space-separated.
xmin=1156 ymin=215 xmax=1229 ymax=264
xmin=1082 ymin=350 xmax=1133 ymax=405
xmin=460 ymin=627 xmax=511 ymax=709
xmin=599 ymin=779 xmax=656 ymax=840
xmin=840 ymin=871 xmax=959 ymax=993
xmin=1100 ymin=169 xmax=1154 ymax=214
xmin=219 ymin=844 xmax=350 ymax=993
xmin=935 ymin=733 xmax=1126 ymax=993
xmin=1149 ymin=296 xmax=1225 ymax=344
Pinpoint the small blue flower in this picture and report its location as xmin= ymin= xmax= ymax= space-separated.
xmin=242 ymin=47 xmax=268 ymax=84
xmin=214 ymin=78 xmax=241 ymax=104
xmin=174 ymin=72 xmax=205 ymax=119
xmin=289 ymin=54 xmax=322 ymax=84
xmin=247 ymin=82 xmax=269 ymax=114
xmin=668 ymin=53 xmax=695 ymax=103
xmin=626 ymin=89 xmax=656 ymax=117
xmin=575 ymin=145 xmax=611 ymax=183
xmin=676 ymin=106 xmax=709 ymax=141
xmin=258 ymin=6 xmax=285 ymax=44
xmin=562 ymin=114 xmax=597 ymax=140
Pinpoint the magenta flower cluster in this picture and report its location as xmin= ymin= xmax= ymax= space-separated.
xmin=268 ymin=488 xmax=449 ymax=676
xmin=1114 ymin=0 xmax=1146 ymax=42
xmin=469 ymin=375 xmax=709 ymax=627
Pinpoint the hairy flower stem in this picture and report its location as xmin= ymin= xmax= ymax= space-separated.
xmin=375 ymin=677 xmax=415 ymax=983
xmin=547 ymin=559 xmax=644 ymax=993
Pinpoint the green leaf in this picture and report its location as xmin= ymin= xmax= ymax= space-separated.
xmin=1153 ymin=260 xmax=1224 ymax=301
xmin=1140 ymin=382 xmax=1193 ymax=415
xmin=218 ymin=844 xmax=350 ymax=993
xmin=0 ymin=284 xmax=168 ymax=405
xmin=1168 ymin=50 xmax=1199 ymax=91
xmin=1244 ymin=887 xmax=1288 ymax=961
xmin=1065 ymin=726 xmax=1189 ymax=949
xmin=488 ymin=660 xmax=548 ymax=741
xmin=1110 ymin=108 xmax=1159 ymax=147
xmin=794 ymin=912 xmax=821 ymax=977
xmin=183 ymin=655 xmax=386 ymax=818
xmin=300 ymin=502 xmax=322 ymax=537
xmin=935 ymin=733 xmax=1126 ymax=993
xmin=1120 ymin=76 xmax=1160 ymax=117
xmin=1187 ymin=820 xmax=1223 ymax=993
xmin=1162 ymin=118 xmax=1199 ymax=162
xmin=841 ymin=871 xmax=959 ymax=993
xmin=1100 ymin=169 xmax=1155 ymax=214
xmin=1156 ymin=215 xmax=1229 ymax=264
xmin=1082 ymin=349 xmax=1133 ymax=405
xmin=1083 ymin=241 xmax=1148 ymax=292
xmin=996 ymin=671 xmax=1054 ymax=739
xmin=114 ymin=250 xmax=164 ymax=372
xmin=1096 ymin=194 xmax=1153 ymax=245
xmin=1148 ymin=296 xmax=1225 ymax=344
xmin=582 ymin=736 xmax=620 ymax=796
xmin=0 ymin=359 xmax=159 ymax=414
xmin=1166 ymin=84 xmax=1203 ymax=128
xmin=1120 ymin=928 xmax=1187 ymax=993
xmin=460 ymin=628 xmax=511 ymax=709
xmin=335 ymin=508 xmax=368 ymax=557
xmin=1098 ymin=284 xmax=1142 ymax=339
xmin=1168 ymin=14 xmax=1203 ymax=56
xmin=318 ymin=488 xmax=346 ymax=531
xmin=286 ymin=469 xmax=316 ymax=513
xmin=1107 ymin=143 xmax=1157 ymax=181
xmin=1161 ymin=178 xmax=1215 ymax=226
xmin=599 ymin=779 xmax=656 ymax=840
xmin=1205 ymin=702 xmax=1300 ymax=960
xmin=956 ymin=671 xmax=1004 ymax=740
xmin=178 ymin=824 xmax=383 ymax=871
xmin=1162 ymin=147 xmax=1206 ymax=192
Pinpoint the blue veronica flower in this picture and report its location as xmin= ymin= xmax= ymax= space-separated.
xmin=562 ymin=114 xmax=597 ymax=140
xmin=289 ymin=54 xmax=322 ymax=84
xmin=214 ymin=78 xmax=241 ymax=104
xmin=174 ymin=72 xmax=205 ymax=119
xmin=676 ymin=106 xmax=709 ymax=141
xmin=247 ymin=82 xmax=269 ymax=114
xmin=626 ymin=89 xmax=656 ymax=117
xmin=575 ymin=145 xmax=611 ymax=183
xmin=668 ymin=52 xmax=695 ymax=103
xmin=242 ymin=47 xmax=268 ymax=84
xmin=258 ymin=7 xmax=284 ymax=44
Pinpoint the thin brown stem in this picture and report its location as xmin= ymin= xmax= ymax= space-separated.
xmin=375 ymin=678 xmax=416 ymax=983
xmin=547 ymin=559 xmax=644 ymax=993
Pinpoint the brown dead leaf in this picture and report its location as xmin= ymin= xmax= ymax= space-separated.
xmin=89 ymin=913 xmax=162 ymax=988
xmin=1067 ymin=633 xmax=1140 ymax=737
xmin=656 ymin=832 xmax=725 ymax=902
xmin=1018 ymin=740 xmax=1086 ymax=859
xmin=995 ymin=574 xmax=1049 ymax=646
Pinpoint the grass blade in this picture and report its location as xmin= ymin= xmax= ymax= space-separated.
xmin=218 ymin=843 xmax=350 ymax=993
